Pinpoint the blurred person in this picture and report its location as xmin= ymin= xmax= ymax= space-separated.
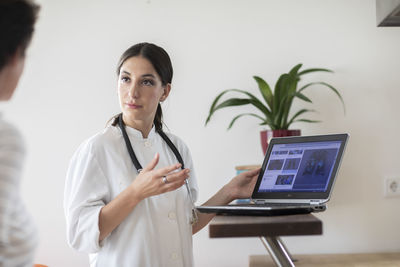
xmin=0 ymin=0 xmax=40 ymax=266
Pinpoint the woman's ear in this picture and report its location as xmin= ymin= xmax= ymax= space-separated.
xmin=160 ymin=83 xmax=171 ymax=102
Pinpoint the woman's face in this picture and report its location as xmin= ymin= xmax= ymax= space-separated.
xmin=118 ymin=56 xmax=170 ymax=128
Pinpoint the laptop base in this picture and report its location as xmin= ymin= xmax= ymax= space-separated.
xmin=196 ymin=205 xmax=325 ymax=216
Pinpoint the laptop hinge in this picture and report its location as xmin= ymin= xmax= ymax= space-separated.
xmin=310 ymin=200 xmax=322 ymax=205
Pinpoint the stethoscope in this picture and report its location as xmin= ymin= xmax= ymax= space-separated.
xmin=117 ymin=113 xmax=198 ymax=225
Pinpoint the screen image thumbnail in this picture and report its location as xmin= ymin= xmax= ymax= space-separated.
xmin=293 ymin=148 xmax=338 ymax=191
xmin=267 ymin=159 xmax=284 ymax=170
xmin=283 ymin=158 xmax=301 ymax=170
xmin=275 ymin=175 xmax=295 ymax=185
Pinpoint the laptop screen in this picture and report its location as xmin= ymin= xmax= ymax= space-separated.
xmin=252 ymin=134 xmax=348 ymax=200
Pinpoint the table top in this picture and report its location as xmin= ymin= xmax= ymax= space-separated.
xmin=209 ymin=214 xmax=322 ymax=238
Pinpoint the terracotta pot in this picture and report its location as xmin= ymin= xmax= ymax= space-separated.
xmin=260 ymin=129 xmax=301 ymax=154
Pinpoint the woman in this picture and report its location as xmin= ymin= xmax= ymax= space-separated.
xmin=64 ymin=42 xmax=260 ymax=267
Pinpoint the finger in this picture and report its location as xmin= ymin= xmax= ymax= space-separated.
xmin=161 ymin=179 xmax=186 ymax=193
xmin=155 ymin=162 xmax=182 ymax=177
xmin=162 ymin=169 xmax=190 ymax=183
xmin=161 ymin=174 xmax=187 ymax=186
xmin=245 ymin=168 xmax=261 ymax=177
xmin=142 ymin=153 xmax=160 ymax=172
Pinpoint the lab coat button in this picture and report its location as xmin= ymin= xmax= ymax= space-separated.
xmin=168 ymin=212 xmax=176 ymax=220
xmin=171 ymin=252 xmax=178 ymax=260
xmin=144 ymin=141 xmax=151 ymax=147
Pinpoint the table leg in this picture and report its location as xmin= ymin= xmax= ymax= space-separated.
xmin=277 ymin=237 xmax=296 ymax=262
xmin=259 ymin=236 xmax=295 ymax=267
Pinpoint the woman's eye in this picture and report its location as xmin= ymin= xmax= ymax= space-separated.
xmin=142 ymin=79 xmax=154 ymax=86
xmin=121 ymin=76 xmax=130 ymax=83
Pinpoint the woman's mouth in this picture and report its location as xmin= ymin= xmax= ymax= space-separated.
xmin=125 ymin=103 xmax=142 ymax=109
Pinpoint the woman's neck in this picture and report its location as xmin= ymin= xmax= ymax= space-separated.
xmin=122 ymin=115 xmax=153 ymax=138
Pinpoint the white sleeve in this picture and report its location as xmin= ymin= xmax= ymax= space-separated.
xmin=64 ymin=142 xmax=110 ymax=253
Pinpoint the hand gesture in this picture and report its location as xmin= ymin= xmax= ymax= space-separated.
xmin=130 ymin=153 xmax=190 ymax=201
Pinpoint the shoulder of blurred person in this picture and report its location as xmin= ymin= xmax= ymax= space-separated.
xmin=0 ymin=113 xmax=38 ymax=267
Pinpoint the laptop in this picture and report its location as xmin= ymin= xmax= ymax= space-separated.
xmin=196 ymin=133 xmax=349 ymax=216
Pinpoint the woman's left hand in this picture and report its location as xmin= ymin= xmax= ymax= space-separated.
xmin=224 ymin=168 xmax=261 ymax=201
xmin=192 ymin=168 xmax=261 ymax=234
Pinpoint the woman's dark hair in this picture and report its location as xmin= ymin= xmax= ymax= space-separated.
xmin=0 ymin=0 xmax=40 ymax=70
xmin=112 ymin=42 xmax=173 ymax=132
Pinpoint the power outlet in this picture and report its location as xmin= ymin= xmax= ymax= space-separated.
xmin=384 ymin=177 xmax=400 ymax=198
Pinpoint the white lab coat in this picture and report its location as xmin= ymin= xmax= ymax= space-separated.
xmin=64 ymin=125 xmax=198 ymax=267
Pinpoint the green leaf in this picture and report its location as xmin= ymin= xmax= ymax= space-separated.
xmin=288 ymin=63 xmax=303 ymax=76
xmin=227 ymin=113 xmax=265 ymax=130
xmin=279 ymin=67 xmax=301 ymax=127
xmin=276 ymin=93 xmax=292 ymax=128
xmin=208 ymin=97 xmax=274 ymax=126
xmin=298 ymin=68 xmax=333 ymax=76
xmin=214 ymin=98 xmax=253 ymax=110
xmin=292 ymin=119 xmax=321 ymax=124
xmin=273 ymin=73 xmax=286 ymax=113
xmin=205 ymin=89 xmax=232 ymax=125
xmin=253 ymin=76 xmax=273 ymax=109
xmin=298 ymin=82 xmax=345 ymax=113
xmin=273 ymin=73 xmax=289 ymax=125
xmin=205 ymin=89 xmax=271 ymax=125
xmin=286 ymin=109 xmax=316 ymax=128
xmin=277 ymin=91 xmax=311 ymax=128
xmin=226 ymin=89 xmax=272 ymax=116
xmin=293 ymin=92 xmax=312 ymax=103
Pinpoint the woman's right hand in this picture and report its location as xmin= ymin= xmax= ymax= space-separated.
xmin=99 ymin=153 xmax=189 ymax=241
xmin=130 ymin=153 xmax=190 ymax=201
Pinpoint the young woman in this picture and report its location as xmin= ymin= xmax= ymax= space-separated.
xmin=64 ymin=42 xmax=260 ymax=267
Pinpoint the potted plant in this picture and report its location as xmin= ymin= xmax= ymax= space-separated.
xmin=205 ymin=63 xmax=345 ymax=154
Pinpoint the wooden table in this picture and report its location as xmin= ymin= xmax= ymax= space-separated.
xmin=249 ymin=253 xmax=400 ymax=267
xmin=209 ymin=214 xmax=322 ymax=267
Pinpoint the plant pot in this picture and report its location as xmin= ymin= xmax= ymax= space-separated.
xmin=260 ymin=129 xmax=301 ymax=155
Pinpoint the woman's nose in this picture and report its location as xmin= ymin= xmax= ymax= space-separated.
xmin=128 ymin=83 xmax=138 ymax=98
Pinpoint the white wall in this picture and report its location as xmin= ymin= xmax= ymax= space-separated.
xmin=2 ymin=0 xmax=400 ymax=266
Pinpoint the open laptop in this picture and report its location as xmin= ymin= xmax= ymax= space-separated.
xmin=196 ymin=133 xmax=349 ymax=216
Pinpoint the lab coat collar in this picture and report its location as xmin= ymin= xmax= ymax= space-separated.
xmin=124 ymin=124 xmax=156 ymax=140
